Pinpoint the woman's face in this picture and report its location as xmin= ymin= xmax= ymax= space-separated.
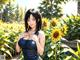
xmin=27 ymin=14 xmax=36 ymax=29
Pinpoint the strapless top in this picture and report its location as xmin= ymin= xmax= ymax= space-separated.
xmin=18 ymin=38 xmax=39 ymax=60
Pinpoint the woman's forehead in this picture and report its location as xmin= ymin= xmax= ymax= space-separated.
xmin=28 ymin=14 xmax=35 ymax=19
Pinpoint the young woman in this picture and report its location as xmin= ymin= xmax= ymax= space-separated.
xmin=16 ymin=9 xmax=45 ymax=60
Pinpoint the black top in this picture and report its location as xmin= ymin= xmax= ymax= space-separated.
xmin=18 ymin=38 xmax=39 ymax=60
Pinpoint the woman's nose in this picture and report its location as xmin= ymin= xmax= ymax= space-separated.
xmin=29 ymin=20 xmax=33 ymax=24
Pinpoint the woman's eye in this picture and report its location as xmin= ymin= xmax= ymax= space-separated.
xmin=32 ymin=19 xmax=35 ymax=21
xmin=27 ymin=18 xmax=36 ymax=21
xmin=27 ymin=18 xmax=30 ymax=21
xmin=27 ymin=20 xmax=29 ymax=21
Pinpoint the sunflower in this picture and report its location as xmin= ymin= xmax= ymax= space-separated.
xmin=62 ymin=24 xmax=68 ymax=35
xmin=51 ymin=28 xmax=62 ymax=43
xmin=42 ymin=18 xmax=49 ymax=30
xmin=50 ymin=18 xmax=59 ymax=27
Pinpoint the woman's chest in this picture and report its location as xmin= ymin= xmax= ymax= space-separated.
xmin=18 ymin=38 xmax=37 ymax=50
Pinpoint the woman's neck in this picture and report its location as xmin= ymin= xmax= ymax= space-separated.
xmin=30 ymin=27 xmax=36 ymax=32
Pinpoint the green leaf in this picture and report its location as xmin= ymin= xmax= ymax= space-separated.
xmin=64 ymin=56 xmax=72 ymax=60
xmin=4 ymin=43 xmax=14 ymax=51
xmin=0 ymin=47 xmax=12 ymax=58
xmin=5 ymin=50 xmax=12 ymax=58
xmin=77 ymin=42 xmax=80 ymax=51
xmin=47 ymin=51 xmax=53 ymax=57
xmin=68 ymin=48 xmax=79 ymax=58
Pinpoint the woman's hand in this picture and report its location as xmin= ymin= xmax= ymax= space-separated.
xmin=23 ymin=32 xmax=30 ymax=39
xmin=30 ymin=34 xmax=39 ymax=42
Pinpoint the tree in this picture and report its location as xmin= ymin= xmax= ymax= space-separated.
xmin=0 ymin=0 xmax=15 ymax=20
xmin=38 ymin=0 xmax=68 ymax=19
xmin=2 ymin=0 xmax=15 ymax=22
xmin=15 ymin=5 xmax=25 ymax=22
xmin=0 ymin=0 xmax=15 ymax=11
xmin=15 ymin=4 xmax=20 ymax=21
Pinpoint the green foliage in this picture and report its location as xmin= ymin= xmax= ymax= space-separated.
xmin=63 ymin=15 xmax=80 ymax=41
xmin=0 ymin=0 xmax=24 ymax=22
xmin=42 ymin=15 xmax=80 ymax=60
xmin=15 ymin=5 xmax=24 ymax=22
xmin=42 ymin=18 xmax=68 ymax=60
xmin=2 ymin=1 xmax=16 ymax=22
xmin=0 ymin=0 xmax=9 ymax=4
xmin=0 ymin=0 xmax=15 ymax=11
xmin=38 ymin=0 xmax=68 ymax=19
xmin=0 ymin=20 xmax=24 ymax=59
xmin=63 ymin=42 xmax=80 ymax=60
xmin=43 ymin=29 xmax=68 ymax=60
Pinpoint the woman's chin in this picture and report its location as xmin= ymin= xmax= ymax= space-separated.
xmin=30 ymin=26 xmax=33 ymax=28
xmin=30 ymin=26 xmax=35 ymax=28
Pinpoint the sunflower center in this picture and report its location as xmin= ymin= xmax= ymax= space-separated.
xmin=51 ymin=21 xmax=56 ymax=26
xmin=53 ymin=31 xmax=59 ymax=38
xmin=43 ymin=22 xmax=47 ymax=26
xmin=63 ymin=28 xmax=65 ymax=32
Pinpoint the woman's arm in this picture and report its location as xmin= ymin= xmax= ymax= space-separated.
xmin=16 ymin=41 xmax=21 ymax=53
xmin=37 ymin=31 xmax=45 ymax=55
xmin=32 ymin=31 xmax=45 ymax=55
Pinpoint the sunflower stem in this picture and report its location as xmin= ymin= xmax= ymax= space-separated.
xmin=55 ymin=44 xmax=57 ymax=60
xmin=58 ymin=41 xmax=61 ymax=60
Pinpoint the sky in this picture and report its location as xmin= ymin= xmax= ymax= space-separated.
xmin=15 ymin=0 xmax=42 ymax=10
xmin=15 ymin=0 xmax=77 ymax=16
xmin=62 ymin=0 xmax=77 ymax=16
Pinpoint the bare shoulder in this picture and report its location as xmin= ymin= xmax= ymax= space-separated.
xmin=38 ymin=30 xmax=45 ymax=44
xmin=38 ymin=30 xmax=45 ymax=38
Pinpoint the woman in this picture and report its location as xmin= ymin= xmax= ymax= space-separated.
xmin=16 ymin=9 xmax=45 ymax=60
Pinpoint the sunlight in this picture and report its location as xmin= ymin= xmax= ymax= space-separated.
xmin=16 ymin=0 xmax=41 ymax=10
xmin=62 ymin=1 xmax=77 ymax=16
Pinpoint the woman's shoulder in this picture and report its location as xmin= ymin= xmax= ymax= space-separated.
xmin=39 ymin=30 xmax=45 ymax=34
xmin=38 ymin=30 xmax=45 ymax=41
xmin=38 ymin=30 xmax=45 ymax=36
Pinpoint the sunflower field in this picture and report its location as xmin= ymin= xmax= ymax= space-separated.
xmin=0 ymin=15 xmax=80 ymax=60
xmin=42 ymin=17 xmax=69 ymax=60
xmin=41 ymin=15 xmax=80 ymax=60
xmin=0 ymin=20 xmax=24 ymax=59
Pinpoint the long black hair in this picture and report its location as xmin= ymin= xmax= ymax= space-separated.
xmin=24 ymin=9 xmax=42 ymax=35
